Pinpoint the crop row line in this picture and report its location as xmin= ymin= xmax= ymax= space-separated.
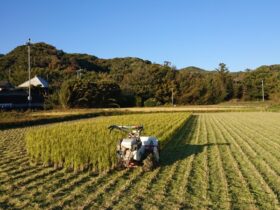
xmin=213 ymin=114 xmax=279 ymax=209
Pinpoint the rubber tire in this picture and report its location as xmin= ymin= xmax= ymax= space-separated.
xmin=116 ymin=158 xmax=125 ymax=170
xmin=142 ymin=153 xmax=158 ymax=172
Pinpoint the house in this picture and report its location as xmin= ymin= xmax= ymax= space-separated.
xmin=18 ymin=75 xmax=49 ymax=88
xmin=0 ymin=76 xmax=48 ymax=109
xmin=0 ymin=89 xmax=28 ymax=109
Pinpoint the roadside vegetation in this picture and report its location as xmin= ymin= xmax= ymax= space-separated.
xmin=1 ymin=101 xmax=279 ymax=129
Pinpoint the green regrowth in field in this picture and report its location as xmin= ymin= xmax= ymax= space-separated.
xmin=1 ymin=112 xmax=280 ymax=209
xmin=25 ymin=113 xmax=190 ymax=172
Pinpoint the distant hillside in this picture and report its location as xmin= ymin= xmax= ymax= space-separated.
xmin=0 ymin=43 xmax=153 ymax=85
xmin=0 ymin=42 xmax=102 ymax=72
xmin=0 ymin=42 xmax=279 ymax=107
xmin=179 ymin=66 xmax=208 ymax=73
xmin=255 ymin=64 xmax=280 ymax=72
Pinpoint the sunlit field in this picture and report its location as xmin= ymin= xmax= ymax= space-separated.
xmin=1 ymin=112 xmax=280 ymax=209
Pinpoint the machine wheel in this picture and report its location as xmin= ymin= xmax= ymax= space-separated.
xmin=116 ymin=139 xmax=125 ymax=170
xmin=142 ymin=153 xmax=159 ymax=172
xmin=116 ymin=150 xmax=125 ymax=170
xmin=116 ymin=158 xmax=125 ymax=170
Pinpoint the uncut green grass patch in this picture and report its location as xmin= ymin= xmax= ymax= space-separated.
xmin=25 ymin=113 xmax=190 ymax=172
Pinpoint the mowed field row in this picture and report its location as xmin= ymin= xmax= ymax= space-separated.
xmin=1 ymin=112 xmax=280 ymax=209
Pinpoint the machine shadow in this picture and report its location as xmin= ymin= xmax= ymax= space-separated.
xmin=160 ymin=115 xmax=230 ymax=167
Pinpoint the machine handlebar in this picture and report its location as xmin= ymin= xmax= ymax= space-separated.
xmin=108 ymin=125 xmax=144 ymax=134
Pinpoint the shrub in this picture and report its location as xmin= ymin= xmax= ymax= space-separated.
xmin=144 ymin=98 xmax=161 ymax=107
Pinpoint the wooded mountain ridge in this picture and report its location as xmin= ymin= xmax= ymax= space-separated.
xmin=0 ymin=42 xmax=279 ymax=108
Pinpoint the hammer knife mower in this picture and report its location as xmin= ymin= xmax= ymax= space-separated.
xmin=108 ymin=125 xmax=160 ymax=171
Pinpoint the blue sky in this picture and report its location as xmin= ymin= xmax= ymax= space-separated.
xmin=0 ymin=0 xmax=280 ymax=71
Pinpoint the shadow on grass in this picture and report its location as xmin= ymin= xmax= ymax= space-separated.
xmin=160 ymin=115 xmax=230 ymax=166
xmin=0 ymin=111 xmax=128 ymax=131
xmin=0 ymin=110 xmax=191 ymax=131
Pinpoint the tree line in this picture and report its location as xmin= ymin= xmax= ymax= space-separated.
xmin=0 ymin=42 xmax=279 ymax=108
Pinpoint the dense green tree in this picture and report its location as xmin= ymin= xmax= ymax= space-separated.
xmin=215 ymin=63 xmax=234 ymax=101
xmin=176 ymin=71 xmax=207 ymax=104
xmin=121 ymin=65 xmax=157 ymax=106
xmin=59 ymin=79 xmax=121 ymax=108
xmin=121 ymin=64 xmax=176 ymax=106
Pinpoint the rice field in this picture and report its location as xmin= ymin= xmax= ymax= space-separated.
xmin=1 ymin=112 xmax=280 ymax=209
xmin=25 ymin=113 xmax=190 ymax=172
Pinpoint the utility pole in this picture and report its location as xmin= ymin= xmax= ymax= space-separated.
xmin=8 ymin=68 xmax=11 ymax=82
xmin=262 ymin=79 xmax=265 ymax=102
xmin=77 ymin=69 xmax=83 ymax=79
xmin=171 ymin=88 xmax=174 ymax=106
xmin=27 ymin=38 xmax=32 ymax=108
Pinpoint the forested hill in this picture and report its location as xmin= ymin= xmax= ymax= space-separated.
xmin=179 ymin=66 xmax=209 ymax=73
xmin=0 ymin=43 xmax=153 ymax=84
xmin=0 ymin=42 xmax=279 ymax=108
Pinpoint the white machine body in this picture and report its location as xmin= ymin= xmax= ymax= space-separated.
xmin=111 ymin=125 xmax=160 ymax=169
xmin=119 ymin=136 xmax=159 ymax=162
xmin=121 ymin=138 xmax=138 ymax=149
xmin=140 ymin=136 xmax=158 ymax=146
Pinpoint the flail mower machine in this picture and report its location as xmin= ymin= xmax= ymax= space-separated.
xmin=108 ymin=125 xmax=160 ymax=171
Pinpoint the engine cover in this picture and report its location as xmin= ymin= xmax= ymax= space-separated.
xmin=121 ymin=138 xmax=138 ymax=150
xmin=140 ymin=136 xmax=158 ymax=146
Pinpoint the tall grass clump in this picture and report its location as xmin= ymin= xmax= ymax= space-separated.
xmin=26 ymin=113 xmax=191 ymax=172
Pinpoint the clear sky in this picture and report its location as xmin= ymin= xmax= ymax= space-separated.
xmin=1 ymin=0 xmax=280 ymax=71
